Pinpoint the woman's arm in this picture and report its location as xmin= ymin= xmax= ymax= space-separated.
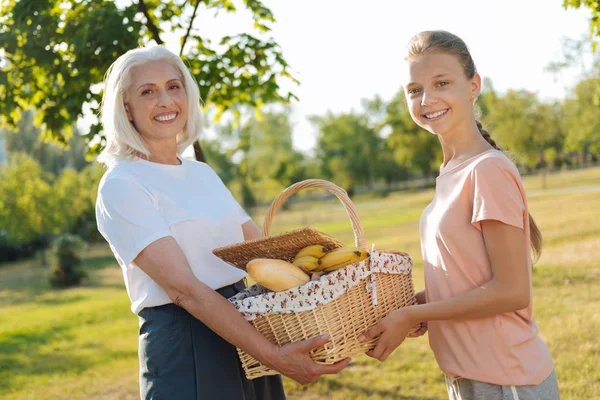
xmin=134 ymin=236 xmax=350 ymax=384
xmin=361 ymin=219 xmax=531 ymax=361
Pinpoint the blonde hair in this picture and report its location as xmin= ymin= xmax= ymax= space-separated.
xmin=98 ymin=46 xmax=202 ymax=166
xmin=405 ymin=30 xmax=542 ymax=262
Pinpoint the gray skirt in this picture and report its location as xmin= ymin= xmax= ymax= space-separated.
xmin=138 ymin=282 xmax=286 ymax=400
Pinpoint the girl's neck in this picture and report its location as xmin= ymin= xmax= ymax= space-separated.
xmin=438 ymin=120 xmax=493 ymax=169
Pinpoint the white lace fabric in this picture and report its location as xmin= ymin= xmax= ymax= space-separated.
xmin=229 ymin=250 xmax=413 ymax=321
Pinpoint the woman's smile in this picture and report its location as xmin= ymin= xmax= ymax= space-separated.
xmin=153 ymin=111 xmax=179 ymax=123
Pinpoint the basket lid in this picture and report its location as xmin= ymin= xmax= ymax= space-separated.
xmin=212 ymin=227 xmax=344 ymax=271
xmin=214 ymin=179 xmax=367 ymax=271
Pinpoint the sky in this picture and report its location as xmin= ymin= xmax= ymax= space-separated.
xmin=129 ymin=1 xmax=593 ymax=153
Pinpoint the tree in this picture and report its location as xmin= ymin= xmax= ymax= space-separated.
xmin=477 ymin=77 xmax=498 ymax=119
xmin=361 ymin=96 xmax=408 ymax=184
xmin=0 ymin=153 xmax=58 ymax=244
xmin=0 ymin=0 xmax=297 ymax=156
xmin=483 ymin=90 xmax=563 ymax=170
xmin=562 ymin=77 xmax=600 ymax=162
xmin=214 ymin=114 xmax=257 ymax=207
xmin=244 ymin=109 xmax=308 ymax=193
xmin=311 ymin=111 xmax=385 ymax=193
xmin=73 ymin=163 xmax=106 ymax=241
xmin=208 ymin=108 xmax=308 ymax=205
xmin=564 ymin=1 xmax=600 ymax=51
xmin=545 ymin=35 xmax=599 ymax=167
xmin=53 ymin=168 xmax=90 ymax=234
xmin=49 ymin=234 xmax=87 ymax=288
xmin=200 ymin=137 xmax=239 ymax=185
xmin=1 ymin=110 xmax=90 ymax=174
xmin=384 ymin=90 xmax=441 ymax=177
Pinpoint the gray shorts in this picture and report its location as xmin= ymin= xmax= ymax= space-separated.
xmin=445 ymin=370 xmax=559 ymax=400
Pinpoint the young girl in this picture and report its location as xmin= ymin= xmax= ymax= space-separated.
xmin=359 ymin=31 xmax=559 ymax=399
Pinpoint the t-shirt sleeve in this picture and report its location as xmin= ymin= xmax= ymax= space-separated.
xmin=470 ymin=158 xmax=526 ymax=232
xmin=96 ymin=177 xmax=172 ymax=266
xmin=232 ymin=199 xmax=252 ymax=225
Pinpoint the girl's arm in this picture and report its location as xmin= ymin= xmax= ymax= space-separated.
xmin=411 ymin=220 xmax=531 ymax=320
xmin=134 ymin=236 xmax=351 ymax=384
xmin=360 ymin=219 xmax=531 ymax=361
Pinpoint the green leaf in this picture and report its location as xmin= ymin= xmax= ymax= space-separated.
xmin=0 ymin=0 xmax=298 ymax=155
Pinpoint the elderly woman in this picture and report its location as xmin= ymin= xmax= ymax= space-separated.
xmin=95 ymin=46 xmax=350 ymax=399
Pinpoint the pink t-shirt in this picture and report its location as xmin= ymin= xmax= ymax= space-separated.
xmin=420 ymin=149 xmax=554 ymax=386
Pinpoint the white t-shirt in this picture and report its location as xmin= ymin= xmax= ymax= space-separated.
xmin=96 ymin=156 xmax=250 ymax=314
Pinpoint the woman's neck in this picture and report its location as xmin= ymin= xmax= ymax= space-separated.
xmin=139 ymin=140 xmax=180 ymax=165
xmin=148 ymin=152 xmax=181 ymax=165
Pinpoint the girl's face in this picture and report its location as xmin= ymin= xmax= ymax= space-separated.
xmin=403 ymin=52 xmax=480 ymax=138
xmin=125 ymin=60 xmax=188 ymax=144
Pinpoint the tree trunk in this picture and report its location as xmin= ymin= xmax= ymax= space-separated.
xmin=541 ymin=168 xmax=547 ymax=190
xmin=193 ymin=141 xmax=206 ymax=163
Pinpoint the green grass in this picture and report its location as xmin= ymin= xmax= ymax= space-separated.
xmin=523 ymin=166 xmax=600 ymax=192
xmin=1 ymin=168 xmax=599 ymax=399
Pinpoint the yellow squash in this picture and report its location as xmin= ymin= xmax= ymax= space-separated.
xmin=246 ymin=258 xmax=310 ymax=292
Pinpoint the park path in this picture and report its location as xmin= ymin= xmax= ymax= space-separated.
xmin=528 ymin=185 xmax=600 ymax=197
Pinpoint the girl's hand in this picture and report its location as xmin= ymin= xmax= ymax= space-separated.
xmin=358 ymin=307 xmax=419 ymax=362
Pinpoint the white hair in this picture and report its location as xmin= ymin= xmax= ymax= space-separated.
xmin=97 ymin=45 xmax=202 ymax=166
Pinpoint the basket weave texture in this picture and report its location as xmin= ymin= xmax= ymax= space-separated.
xmin=212 ymin=179 xmax=417 ymax=379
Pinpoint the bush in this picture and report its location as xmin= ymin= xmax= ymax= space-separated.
xmin=0 ymin=236 xmax=24 ymax=264
xmin=0 ymin=234 xmax=51 ymax=265
xmin=49 ymin=234 xmax=87 ymax=288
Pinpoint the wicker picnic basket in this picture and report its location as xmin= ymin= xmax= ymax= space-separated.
xmin=212 ymin=179 xmax=417 ymax=379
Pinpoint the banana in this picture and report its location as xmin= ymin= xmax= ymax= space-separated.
xmin=317 ymin=247 xmax=370 ymax=272
xmin=293 ymin=256 xmax=321 ymax=272
xmin=246 ymin=258 xmax=310 ymax=292
xmin=294 ymin=245 xmax=329 ymax=260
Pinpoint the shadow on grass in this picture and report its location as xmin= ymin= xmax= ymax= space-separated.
xmin=36 ymin=295 xmax=88 ymax=305
xmin=84 ymin=255 xmax=119 ymax=271
xmin=532 ymin=264 xmax=600 ymax=288
xmin=0 ymin=325 xmax=79 ymax=392
xmin=317 ymin=377 xmax=442 ymax=400
xmin=545 ymin=228 xmax=600 ymax=247
xmin=0 ymin=322 xmax=136 ymax=393
xmin=0 ymin=254 xmax=121 ymax=306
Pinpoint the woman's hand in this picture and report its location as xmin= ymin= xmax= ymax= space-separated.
xmin=358 ymin=307 xmax=419 ymax=362
xmin=269 ymin=334 xmax=352 ymax=385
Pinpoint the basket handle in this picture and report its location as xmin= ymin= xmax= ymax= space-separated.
xmin=262 ymin=179 xmax=367 ymax=249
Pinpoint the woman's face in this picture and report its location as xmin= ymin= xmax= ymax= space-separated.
xmin=125 ymin=60 xmax=188 ymax=144
xmin=403 ymin=52 xmax=480 ymax=138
